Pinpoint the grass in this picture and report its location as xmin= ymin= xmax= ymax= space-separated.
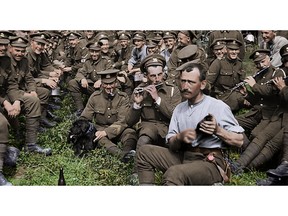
xmin=3 ymin=45 xmax=269 ymax=186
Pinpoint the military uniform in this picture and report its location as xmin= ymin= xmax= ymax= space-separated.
xmin=207 ymin=30 xmax=245 ymax=61
xmin=0 ymin=47 xmax=14 ymax=185
xmin=80 ymin=69 xmax=137 ymax=159
xmin=68 ymin=42 xmax=112 ymax=112
xmin=167 ymin=30 xmax=198 ymax=73
xmin=206 ymin=39 xmax=246 ymax=112
xmin=233 ymin=49 xmax=286 ymax=172
xmin=112 ymin=32 xmax=133 ymax=71
xmin=64 ymin=32 xmax=89 ymax=82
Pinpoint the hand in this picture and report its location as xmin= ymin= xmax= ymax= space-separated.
xmin=273 ymin=76 xmax=286 ymax=90
xmin=44 ymin=79 xmax=58 ymax=89
xmin=133 ymin=89 xmax=144 ymax=105
xmin=62 ymin=67 xmax=72 ymax=73
xmin=144 ymin=84 xmax=159 ymax=101
xmin=176 ymin=129 xmax=197 ymax=144
xmin=11 ymin=100 xmax=21 ymax=117
xmin=239 ymin=85 xmax=247 ymax=96
xmin=94 ymin=79 xmax=102 ymax=89
xmin=3 ymin=100 xmax=15 ymax=117
xmin=197 ymin=114 xmax=217 ymax=135
xmin=93 ymin=130 xmax=107 ymax=142
xmin=81 ymin=78 xmax=88 ymax=88
xmin=244 ymin=76 xmax=256 ymax=87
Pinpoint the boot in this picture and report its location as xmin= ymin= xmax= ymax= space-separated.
xmin=24 ymin=143 xmax=52 ymax=156
xmin=70 ymin=92 xmax=84 ymax=113
xmin=40 ymin=117 xmax=57 ymax=128
xmin=0 ymin=172 xmax=12 ymax=186
xmin=4 ymin=146 xmax=20 ymax=167
xmin=256 ymin=176 xmax=288 ymax=186
xmin=46 ymin=110 xmax=62 ymax=122
xmin=48 ymin=103 xmax=61 ymax=111
xmin=40 ymin=105 xmax=57 ymax=128
xmin=267 ymin=161 xmax=288 ymax=178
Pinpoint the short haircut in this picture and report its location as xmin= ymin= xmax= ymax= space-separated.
xmin=179 ymin=63 xmax=206 ymax=81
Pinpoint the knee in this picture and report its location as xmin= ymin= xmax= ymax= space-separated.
xmin=163 ymin=166 xmax=185 ymax=185
xmin=67 ymin=79 xmax=78 ymax=91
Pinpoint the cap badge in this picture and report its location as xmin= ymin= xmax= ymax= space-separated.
xmin=17 ymin=38 xmax=24 ymax=43
xmin=106 ymin=74 xmax=111 ymax=78
xmin=0 ymin=33 xmax=4 ymax=38
xmin=152 ymin=58 xmax=158 ymax=62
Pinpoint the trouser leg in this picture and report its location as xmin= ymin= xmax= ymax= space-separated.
xmin=248 ymin=128 xmax=284 ymax=169
xmin=137 ymin=145 xmax=182 ymax=185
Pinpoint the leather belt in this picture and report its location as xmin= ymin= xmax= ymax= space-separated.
xmin=185 ymin=146 xmax=223 ymax=157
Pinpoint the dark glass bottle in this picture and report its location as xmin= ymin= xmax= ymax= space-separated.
xmin=58 ymin=167 xmax=66 ymax=186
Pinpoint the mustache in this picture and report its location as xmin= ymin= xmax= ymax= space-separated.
xmin=180 ymin=89 xmax=191 ymax=93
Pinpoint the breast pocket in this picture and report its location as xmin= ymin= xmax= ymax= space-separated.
xmin=95 ymin=109 xmax=106 ymax=125
xmin=218 ymin=69 xmax=233 ymax=87
xmin=108 ymin=110 xmax=118 ymax=123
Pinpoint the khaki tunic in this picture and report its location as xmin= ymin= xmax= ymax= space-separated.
xmin=126 ymin=82 xmax=182 ymax=139
xmin=65 ymin=43 xmax=89 ymax=75
xmin=9 ymin=54 xmax=50 ymax=105
xmin=206 ymin=57 xmax=246 ymax=111
xmin=237 ymin=66 xmax=286 ymax=137
xmin=80 ymin=89 xmax=130 ymax=139
xmin=207 ymin=30 xmax=246 ymax=61
xmin=75 ymin=57 xmax=112 ymax=83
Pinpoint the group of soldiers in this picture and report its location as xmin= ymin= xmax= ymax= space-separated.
xmin=0 ymin=30 xmax=287 ymax=186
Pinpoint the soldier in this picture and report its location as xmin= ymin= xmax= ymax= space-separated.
xmin=146 ymin=40 xmax=159 ymax=55
xmin=136 ymin=63 xmax=244 ymax=185
xmin=26 ymin=32 xmax=60 ymax=128
xmin=167 ymin=30 xmax=197 ymax=73
xmin=256 ymin=45 xmax=288 ymax=185
xmin=126 ymin=54 xmax=182 ymax=184
xmin=208 ymin=38 xmax=227 ymax=65
xmin=207 ymin=30 xmax=245 ymax=61
xmin=206 ymin=39 xmax=246 ymax=113
xmin=96 ymin=32 xmax=114 ymax=62
xmin=79 ymin=30 xmax=97 ymax=47
xmin=112 ymin=31 xmax=133 ymax=72
xmin=231 ymin=48 xmax=286 ymax=174
xmin=259 ymin=30 xmax=288 ymax=68
xmin=0 ymin=33 xmax=52 ymax=157
xmin=68 ymin=42 xmax=112 ymax=116
xmin=127 ymin=31 xmax=147 ymax=88
xmin=0 ymin=32 xmax=14 ymax=186
xmin=80 ymin=69 xmax=137 ymax=162
xmin=160 ymin=31 xmax=177 ymax=77
xmin=62 ymin=31 xmax=89 ymax=83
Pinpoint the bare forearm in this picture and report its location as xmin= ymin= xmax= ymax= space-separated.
xmin=215 ymin=126 xmax=243 ymax=148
